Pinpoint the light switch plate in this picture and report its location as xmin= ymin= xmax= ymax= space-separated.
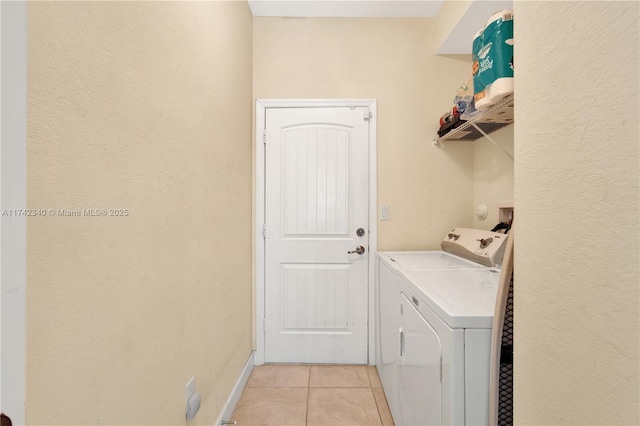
xmin=380 ymin=205 xmax=390 ymax=221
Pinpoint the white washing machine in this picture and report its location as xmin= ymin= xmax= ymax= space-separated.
xmin=376 ymin=228 xmax=509 ymax=426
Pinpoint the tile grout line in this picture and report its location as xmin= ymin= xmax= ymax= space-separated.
xmin=371 ymin=386 xmax=385 ymax=425
xmin=369 ymin=368 xmax=385 ymax=426
xmin=305 ymin=366 xmax=311 ymax=426
xmin=368 ymin=369 xmax=381 ymax=426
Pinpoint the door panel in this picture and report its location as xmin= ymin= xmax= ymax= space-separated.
xmin=264 ymin=107 xmax=370 ymax=364
xmin=281 ymin=264 xmax=349 ymax=331
xmin=283 ymin=126 xmax=349 ymax=236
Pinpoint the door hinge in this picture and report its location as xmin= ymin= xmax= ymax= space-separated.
xmin=263 ymin=318 xmax=267 ymax=332
xmin=363 ymin=108 xmax=372 ymax=121
xmin=439 ymin=356 xmax=443 ymax=382
xmin=262 ymin=224 xmax=266 ymax=239
xmin=263 ymin=130 xmax=267 ymax=144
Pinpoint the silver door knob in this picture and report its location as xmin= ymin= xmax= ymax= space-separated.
xmin=348 ymin=246 xmax=366 ymax=255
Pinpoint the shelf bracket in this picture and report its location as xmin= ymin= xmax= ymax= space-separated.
xmin=471 ymin=123 xmax=514 ymax=160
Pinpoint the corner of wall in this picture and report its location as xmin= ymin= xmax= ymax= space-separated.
xmin=0 ymin=1 xmax=27 ymax=423
xmin=435 ymin=0 xmax=472 ymax=51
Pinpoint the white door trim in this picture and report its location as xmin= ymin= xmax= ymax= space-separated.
xmin=255 ymin=99 xmax=377 ymax=365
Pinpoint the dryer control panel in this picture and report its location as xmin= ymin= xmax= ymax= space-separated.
xmin=441 ymin=228 xmax=509 ymax=267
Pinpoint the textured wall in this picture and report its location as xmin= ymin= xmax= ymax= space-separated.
xmin=26 ymin=2 xmax=253 ymax=424
xmin=514 ymin=2 xmax=639 ymax=424
xmin=254 ymin=17 xmax=475 ymax=251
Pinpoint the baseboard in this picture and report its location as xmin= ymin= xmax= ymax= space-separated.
xmin=214 ymin=351 xmax=254 ymax=426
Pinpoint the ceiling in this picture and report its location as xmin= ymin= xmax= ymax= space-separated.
xmin=248 ymin=0 xmax=444 ymax=18
xmin=438 ymin=0 xmax=513 ymax=54
xmin=247 ymin=0 xmax=513 ymax=54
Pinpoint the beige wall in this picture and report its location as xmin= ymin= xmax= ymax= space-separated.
xmin=473 ymin=125 xmax=514 ymax=229
xmin=254 ymin=17 xmax=475 ymax=250
xmin=26 ymin=2 xmax=253 ymax=424
xmin=514 ymin=2 xmax=639 ymax=424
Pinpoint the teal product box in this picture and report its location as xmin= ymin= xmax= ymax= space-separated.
xmin=472 ymin=11 xmax=514 ymax=105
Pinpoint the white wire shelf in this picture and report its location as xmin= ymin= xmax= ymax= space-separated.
xmin=434 ymin=93 xmax=514 ymax=150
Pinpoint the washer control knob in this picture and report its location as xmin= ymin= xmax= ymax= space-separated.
xmin=477 ymin=238 xmax=493 ymax=248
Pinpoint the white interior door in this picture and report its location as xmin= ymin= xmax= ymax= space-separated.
xmin=264 ymin=106 xmax=370 ymax=364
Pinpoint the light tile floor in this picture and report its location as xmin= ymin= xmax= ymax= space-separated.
xmin=230 ymin=365 xmax=394 ymax=426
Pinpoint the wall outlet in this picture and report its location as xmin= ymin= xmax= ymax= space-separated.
xmin=186 ymin=376 xmax=195 ymax=406
xmin=497 ymin=201 xmax=514 ymax=224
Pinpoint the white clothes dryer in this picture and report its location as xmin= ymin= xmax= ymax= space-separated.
xmin=376 ymin=228 xmax=509 ymax=426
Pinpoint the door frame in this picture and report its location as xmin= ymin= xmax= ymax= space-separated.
xmin=255 ymin=99 xmax=377 ymax=366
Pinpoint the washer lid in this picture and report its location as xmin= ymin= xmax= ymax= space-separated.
xmin=400 ymin=268 xmax=501 ymax=329
xmin=378 ymin=251 xmax=483 ymax=270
